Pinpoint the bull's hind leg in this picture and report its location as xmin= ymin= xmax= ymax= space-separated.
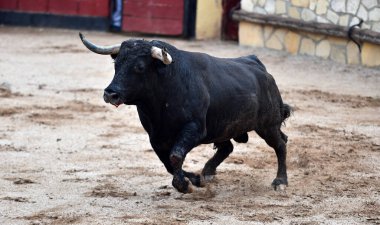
xmin=202 ymin=140 xmax=233 ymax=180
xmin=256 ymin=126 xmax=288 ymax=190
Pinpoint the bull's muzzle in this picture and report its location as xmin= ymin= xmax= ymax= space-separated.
xmin=104 ymin=89 xmax=122 ymax=107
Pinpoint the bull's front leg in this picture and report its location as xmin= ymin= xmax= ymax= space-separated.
xmin=170 ymin=121 xmax=206 ymax=193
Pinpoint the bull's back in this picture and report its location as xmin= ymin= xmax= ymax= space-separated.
xmin=198 ymin=55 xmax=267 ymax=143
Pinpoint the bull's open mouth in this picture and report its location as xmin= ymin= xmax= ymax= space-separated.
xmin=111 ymin=102 xmax=121 ymax=108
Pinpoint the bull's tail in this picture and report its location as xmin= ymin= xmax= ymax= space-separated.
xmin=281 ymin=103 xmax=292 ymax=123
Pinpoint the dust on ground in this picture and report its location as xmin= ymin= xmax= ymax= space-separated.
xmin=0 ymin=26 xmax=379 ymax=225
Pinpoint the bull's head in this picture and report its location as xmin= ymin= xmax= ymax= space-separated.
xmin=79 ymin=33 xmax=172 ymax=106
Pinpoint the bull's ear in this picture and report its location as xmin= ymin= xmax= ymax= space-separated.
xmin=111 ymin=53 xmax=118 ymax=59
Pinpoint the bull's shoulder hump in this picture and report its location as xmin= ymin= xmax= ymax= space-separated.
xmin=233 ymin=55 xmax=267 ymax=71
xmin=174 ymin=50 xmax=267 ymax=73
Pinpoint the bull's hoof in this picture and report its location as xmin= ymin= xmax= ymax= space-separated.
xmin=172 ymin=177 xmax=192 ymax=194
xmin=201 ymin=165 xmax=216 ymax=177
xmin=185 ymin=172 xmax=205 ymax=187
xmin=203 ymin=174 xmax=215 ymax=182
xmin=201 ymin=167 xmax=216 ymax=184
xmin=189 ymin=174 xmax=206 ymax=187
xmin=187 ymin=184 xmax=194 ymax=193
xmin=271 ymin=177 xmax=288 ymax=191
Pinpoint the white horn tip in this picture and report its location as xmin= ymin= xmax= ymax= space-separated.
xmin=151 ymin=46 xmax=172 ymax=65
xmin=164 ymin=53 xmax=172 ymax=65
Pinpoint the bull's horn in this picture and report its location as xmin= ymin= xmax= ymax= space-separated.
xmin=79 ymin=32 xmax=120 ymax=55
xmin=151 ymin=46 xmax=172 ymax=65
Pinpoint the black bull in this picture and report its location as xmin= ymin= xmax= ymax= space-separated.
xmin=80 ymin=33 xmax=291 ymax=193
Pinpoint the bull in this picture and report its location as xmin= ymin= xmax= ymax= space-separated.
xmin=79 ymin=33 xmax=291 ymax=193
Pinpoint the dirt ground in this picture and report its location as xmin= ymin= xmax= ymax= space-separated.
xmin=0 ymin=26 xmax=379 ymax=225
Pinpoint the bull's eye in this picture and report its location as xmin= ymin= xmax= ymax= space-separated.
xmin=134 ymin=62 xmax=145 ymax=73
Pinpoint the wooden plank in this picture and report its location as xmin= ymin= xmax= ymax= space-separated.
xmin=78 ymin=0 xmax=109 ymax=17
xmin=124 ymin=0 xmax=183 ymax=7
xmin=48 ymin=0 xmax=78 ymax=15
xmin=18 ymin=0 xmax=49 ymax=13
xmin=122 ymin=0 xmax=184 ymax=36
xmin=232 ymin=10 xmax=380 ymax=45
xmin=122 ymin=16 xmax=183 ymax=35
xmin=0 ymin=0 xmax=18 ymax=10
xmin=123 ymin=1 xmax=183 ymax=19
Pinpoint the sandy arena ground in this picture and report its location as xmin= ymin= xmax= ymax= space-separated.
xmin=0 ymin=26 xmax=379 ymax=225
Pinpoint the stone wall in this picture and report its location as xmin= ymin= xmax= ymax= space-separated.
xmin=239 ymin=0 xmax=380 ymax=67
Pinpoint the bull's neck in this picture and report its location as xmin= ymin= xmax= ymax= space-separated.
xmin=136 ymin=64 xmax=180 ymax=126
xmin=137 ymin=95 xmax=161 ymax=117
xmin=135 ymin=84 xmax=168 ymax=126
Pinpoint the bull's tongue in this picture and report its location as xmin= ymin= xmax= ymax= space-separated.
xmin=110 ymin=102 xmax=120 ymax=108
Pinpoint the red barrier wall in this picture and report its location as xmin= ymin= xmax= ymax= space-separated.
xmin=122 ymin=0 xmax=184 ymax=35
xmin=0 ymin=0 xmax=109 ymax=17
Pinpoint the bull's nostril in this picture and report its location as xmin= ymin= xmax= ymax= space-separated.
xmin=110 ymin=93 xmax=119 ymax=100
xmin=104 ymin=90 xmax=120 ymax=104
